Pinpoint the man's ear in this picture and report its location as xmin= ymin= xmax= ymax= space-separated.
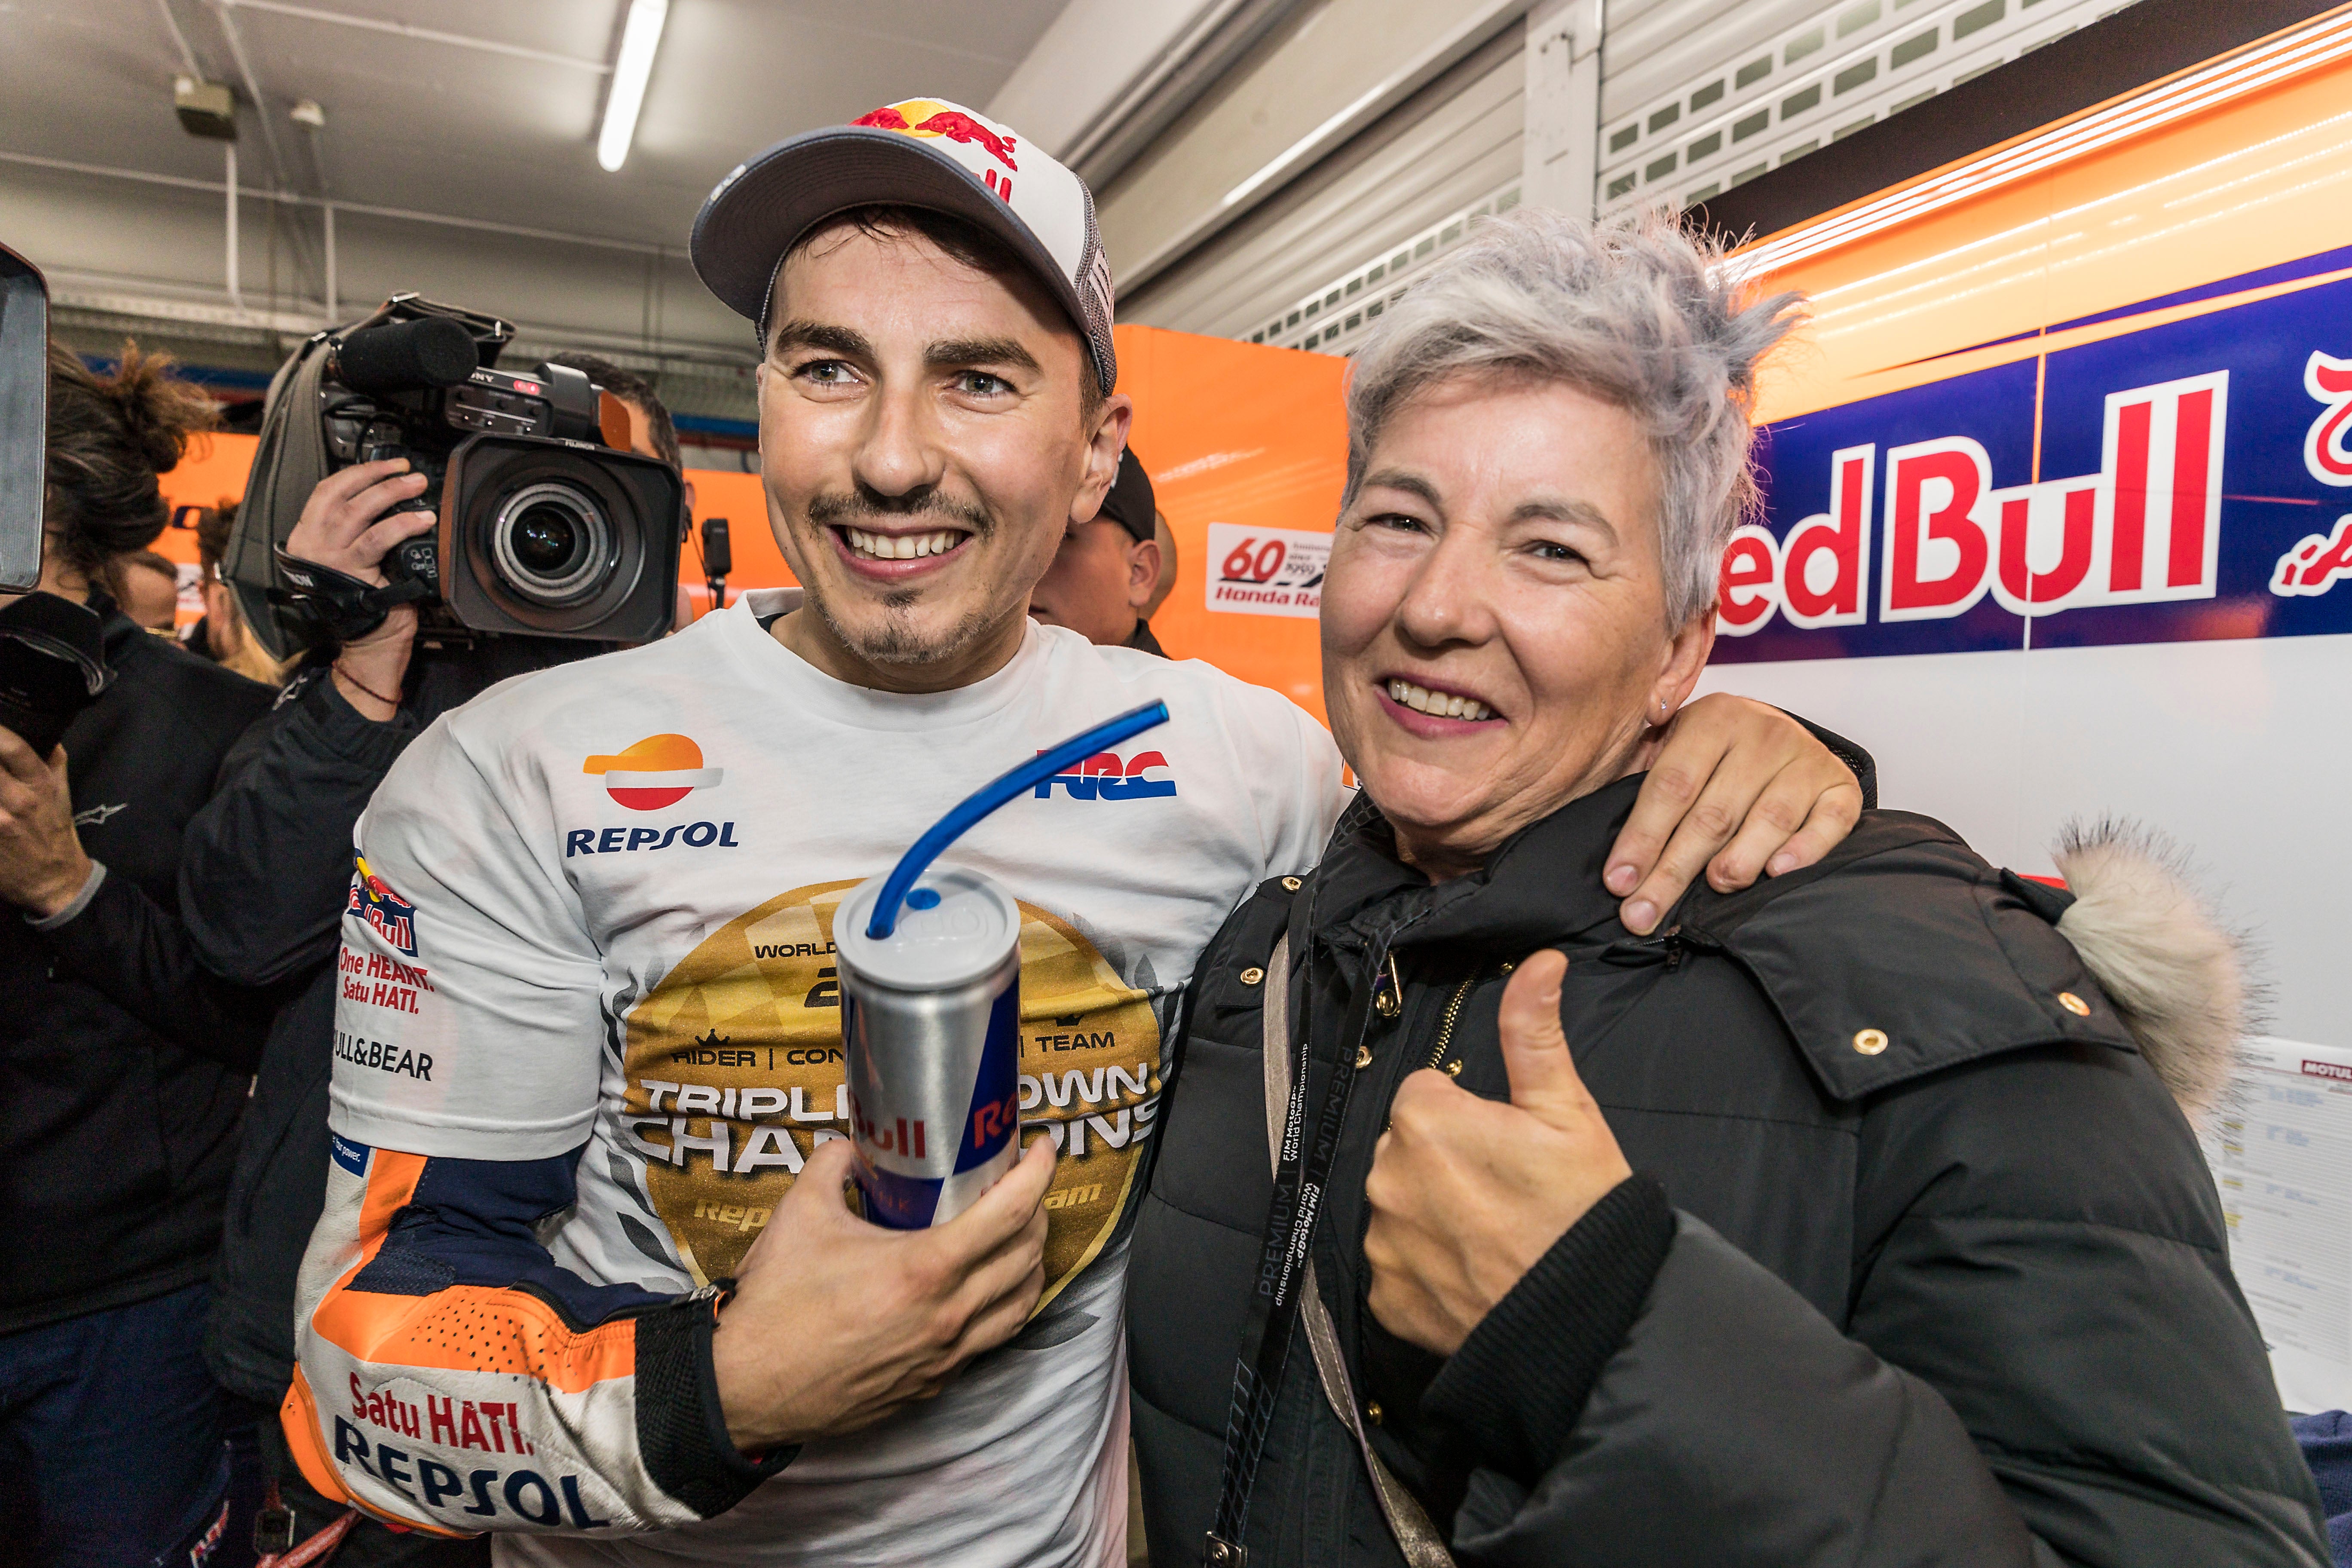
xmin=1071 ymin=393 xmax=1134 ymax=525
xmin=1125 ymin=536 xmax=1162 ymax=611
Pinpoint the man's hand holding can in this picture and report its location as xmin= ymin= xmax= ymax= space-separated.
xmin=710 ymin=1132 xmax=1053 ymax=1452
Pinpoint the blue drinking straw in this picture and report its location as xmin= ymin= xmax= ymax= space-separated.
xmin=865 ymin=700 xmax=1172 ymax=940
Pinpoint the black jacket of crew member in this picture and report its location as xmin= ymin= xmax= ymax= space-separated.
xmin=0 ymin=594 xmax=277 ymax=1335
xmin=1129 ymin=780 xmax=2327 ymax=1566
xmin=187 ymin=643 xmax=586 ymax=1409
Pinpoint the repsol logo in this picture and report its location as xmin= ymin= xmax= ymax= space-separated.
xmin=565 ymin=821 xmax=739 ymax=857
xmin=332 ymin=1415 xmax=609 ymax=1528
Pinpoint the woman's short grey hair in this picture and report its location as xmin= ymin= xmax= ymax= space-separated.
xmin=1343 ymin=207 xmax=1804 ymax=627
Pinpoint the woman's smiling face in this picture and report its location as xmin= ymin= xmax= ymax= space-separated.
xmin=1320 ymin=372 xmax=1716 ymax=880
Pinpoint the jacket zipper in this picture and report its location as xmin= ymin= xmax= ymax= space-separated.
xmin=1424 ymin=970 xmax=1482 ymax=1071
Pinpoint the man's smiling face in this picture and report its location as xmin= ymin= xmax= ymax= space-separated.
xmin=756 ymin=214 xmax=1129 ymax=691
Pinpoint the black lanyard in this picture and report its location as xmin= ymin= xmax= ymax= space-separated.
xmin=1207 ymin=911 xmax=1401 ymax=1565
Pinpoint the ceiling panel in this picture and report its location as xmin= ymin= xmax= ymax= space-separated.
xmin=0 ymin=0 xmax=1071 ymax=250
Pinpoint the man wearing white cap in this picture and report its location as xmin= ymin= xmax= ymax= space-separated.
xmin=282 ymin=98 xmax=1871 ymax=1563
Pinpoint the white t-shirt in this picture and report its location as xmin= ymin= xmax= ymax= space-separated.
xmin=330 ymin=588 xmax=1346 ymax=1565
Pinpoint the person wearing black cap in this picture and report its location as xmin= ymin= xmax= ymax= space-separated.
xmin=1030 ymin=447 xmax=1169 ymax=654
xmin=279 ymin=93 xmax=1875 ymax=1565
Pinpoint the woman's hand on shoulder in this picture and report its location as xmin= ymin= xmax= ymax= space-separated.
xmin=1605 ymin=694 xmax=1864 ymax=934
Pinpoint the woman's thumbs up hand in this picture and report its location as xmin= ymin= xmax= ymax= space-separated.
xmin=1364 ymin=951 xmax=1632 ymax=1357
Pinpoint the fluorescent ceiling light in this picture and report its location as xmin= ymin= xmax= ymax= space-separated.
xmin=597 ymin=0 xmax=669 ymax=173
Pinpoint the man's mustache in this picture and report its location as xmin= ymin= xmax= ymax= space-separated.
xmin=806 ymin=488 xmax=993 ymax=536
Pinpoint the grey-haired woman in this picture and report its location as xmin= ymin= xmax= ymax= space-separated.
xmin=1127 ymin=209 xmax=2324 ymax=1566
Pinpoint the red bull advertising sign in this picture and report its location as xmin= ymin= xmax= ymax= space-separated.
xmin=1722 ymin=255 xmax=2352 ymax=662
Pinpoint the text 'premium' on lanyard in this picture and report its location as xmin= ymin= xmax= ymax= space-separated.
xmin=1206 ymin=919 xmax=1402 ymax=1567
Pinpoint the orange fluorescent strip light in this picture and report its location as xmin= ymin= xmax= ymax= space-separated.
xmin=1725 ymin=6 xmax=2352 ymax=280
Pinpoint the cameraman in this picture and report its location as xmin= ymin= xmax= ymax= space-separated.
xmin=0 ymin=343 xmax=278 ymax=1565
xmin=186 ymin=363 xmax=685 ymax=1565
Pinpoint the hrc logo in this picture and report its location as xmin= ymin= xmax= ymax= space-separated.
xmin=1032 ymin=749 xmax=1176 ymax=802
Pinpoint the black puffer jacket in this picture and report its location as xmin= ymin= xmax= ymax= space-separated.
xmin=1 ymin=596 xmax=277 ymax=1333
xmin=1129 ymin=778 xmax=2326 ymax=1566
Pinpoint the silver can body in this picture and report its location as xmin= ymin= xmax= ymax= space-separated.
xmin=834 ymin=870 xmax=1023 ymax=1229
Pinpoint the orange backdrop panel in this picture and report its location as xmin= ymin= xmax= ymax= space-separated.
xmin=1115 ymin=324 xmax=1348 ymax=724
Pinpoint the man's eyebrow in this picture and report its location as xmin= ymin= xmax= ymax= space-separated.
xmin=769 ymin=319 xmax=871 ymax=359
xmin=927 ymin=337 xmax=1041 ymax=374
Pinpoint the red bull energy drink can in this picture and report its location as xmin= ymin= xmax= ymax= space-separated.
xmin=833 ymin=867 xmax=1023 ymax=1229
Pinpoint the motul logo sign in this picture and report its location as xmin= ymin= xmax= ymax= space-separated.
xmin=1721 ymin=372 xmax=2228 ymax=634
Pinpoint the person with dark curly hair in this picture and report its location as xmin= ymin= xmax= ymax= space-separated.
xmin=0 ymin=342 xmax=279 ymax=1566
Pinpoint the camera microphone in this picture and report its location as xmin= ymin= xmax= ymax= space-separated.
xmin=334 ymin=316 xmax=478 ymax=395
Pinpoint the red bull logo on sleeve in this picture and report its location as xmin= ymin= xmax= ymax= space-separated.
xmin=852 ymin=98 xmax=1019 ymax=199
xmin=346 ymin=854 xmax=419 ymax=957
xmin=1717 ymin=248 xmax=2352 ymax=662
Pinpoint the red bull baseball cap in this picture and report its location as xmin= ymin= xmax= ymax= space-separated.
xmin=690 ymin=97 xmax=1118 ymax=394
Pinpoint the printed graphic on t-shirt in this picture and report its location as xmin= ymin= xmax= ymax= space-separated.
xmin=622 ymin=878 xmax=1161 ymax=1292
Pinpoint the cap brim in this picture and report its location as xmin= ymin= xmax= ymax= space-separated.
xmin=692 ymin=127 xmax=1090 ymax=354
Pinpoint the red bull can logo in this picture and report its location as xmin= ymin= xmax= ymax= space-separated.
xmin=346 ymin=854 xmax=419 ymax=957
xmin=833 ymin=867 xmax=1023 ymax=1230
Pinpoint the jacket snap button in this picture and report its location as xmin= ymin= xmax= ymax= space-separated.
xmin=1366 ymin=1400 xmax=1384 ymax=1425
xmin=1374 ymin=990 xmax=1401 ymax=1018
xmin=1239 ymin=967 xmax=1265 ymax=986
xmin=1853 ymin=1028 xmax=1889 ymax=1055
xmin=1354 ymin=1045 xmax=1374 ymax=1069
xmin=2057 ymin=991 xmax=2090 ymax=1016
xmin=1281 ymin=876 xmax=1302 ymax=892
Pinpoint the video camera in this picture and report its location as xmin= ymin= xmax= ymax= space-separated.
xmin=229 ymin=294 xmax=684 ymax=656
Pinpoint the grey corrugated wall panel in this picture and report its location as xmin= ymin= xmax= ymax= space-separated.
xmin=1117 ymin=27 xmax=1525 ymax=343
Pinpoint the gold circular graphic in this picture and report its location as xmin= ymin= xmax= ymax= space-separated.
xmin=622 ymin=879 xmax=1161 ymax=1301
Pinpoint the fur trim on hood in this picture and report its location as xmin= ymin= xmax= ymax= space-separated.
xmin=2052 ymin=818 xmax=2257 ymax=1124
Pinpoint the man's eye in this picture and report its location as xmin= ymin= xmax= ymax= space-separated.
xmin=796 ymin=359 xmax=857 ymax=385
xmin=1367 ymin=512 xmax=1427 ymax=533
xmin=1530 ymin=540 xmax=1586 ymax=564
xmin=956 ymin=371 xmax=1013 ymax=396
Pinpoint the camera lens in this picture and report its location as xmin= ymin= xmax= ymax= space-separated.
xmin=512 ymin=506 xmax=577 ymax=571
xmin=489 ymin=481 xmax=612 ymax=606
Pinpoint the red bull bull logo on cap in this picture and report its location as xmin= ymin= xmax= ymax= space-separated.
xmin=852 ymin=98 xmax=1020 ymax=199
